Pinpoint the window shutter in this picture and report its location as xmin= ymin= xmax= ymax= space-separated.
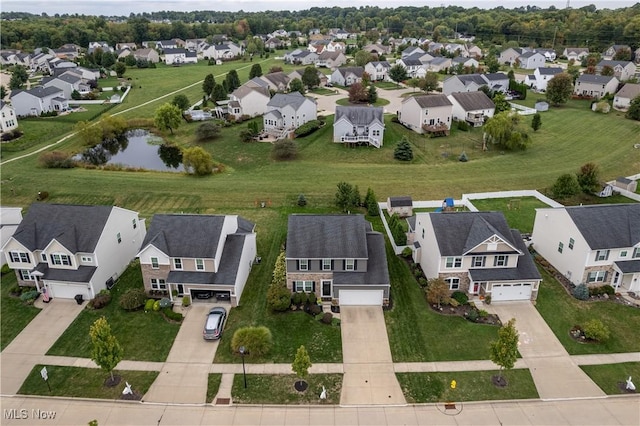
xmin=354 ymin=260 xmax=357 ymax=271
xmin=331 ymin=260 xmax=334 ymax=270
xmin=343 ymin=260 xmax=346 ymax=270
xmin=603 ymin=271 xmax=608 ymax=282
xmin=297 ymin=260 xmax=300 ymax=270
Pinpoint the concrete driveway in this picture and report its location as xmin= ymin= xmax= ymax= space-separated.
xmin=489 ymin=302 xmax=605 ymax=400
xmin=143 ymin=303 xmax=224 ymax=404
xmin=0 ymin=298 xmax=85 ymax=395
xmin=339 ymin=306 xmax=405 ymax=406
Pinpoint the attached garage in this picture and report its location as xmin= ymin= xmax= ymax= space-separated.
xmin=47 ymin=282 xmax=90 ymax=300
xmin=339 ymin=289 xmax=383 ymax=306
xmin=490 ymin=283 xmax=532 ymax=301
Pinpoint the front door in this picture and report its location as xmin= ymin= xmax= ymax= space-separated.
xmin=321 ymin=280 xmax=332 ymax=298
xmin=177 ymin=284 xmax=184 ymax=296
xmin=471 ymin=282 xmax=480 ymax=295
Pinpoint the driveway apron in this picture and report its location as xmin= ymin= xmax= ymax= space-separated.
xmin=339 ymin=306 xmax=406 ymax=406
xmin=489 ymin=302 xmax=605 ymax=400
xmin=143 ymin=303 xmax=221 ymax=404
xmin=1 ymin=299 xmax=85 ymax=395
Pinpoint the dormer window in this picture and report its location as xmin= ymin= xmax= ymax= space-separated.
xmin=51 ymin=253 xmax=72 ymax=266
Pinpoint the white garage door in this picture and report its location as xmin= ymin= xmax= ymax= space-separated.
xmin=48 ymin=283 xmax=89 ymax=300
xmin=339 ymin=289 xmax=383 ymax=306
xmin=491 ymin=283 xmax=532 ymax=301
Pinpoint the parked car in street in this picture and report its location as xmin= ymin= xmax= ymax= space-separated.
xmin=203 ymin=307 xmax=227 ymax=340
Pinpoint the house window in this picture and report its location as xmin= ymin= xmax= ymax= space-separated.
xmin=299 ymin=259 xmax=309 ymax=271
xmin=471 ymin=256 xmax=486 ymax=267
xmin=117 ymin=232 xmax=122 ymax=244
xmin=445 ymin=257 xmax=462 ymax=268
xmin=445 ymin=277 xmax=460 ymax=290
xmin=81 ymin=256 xmax=93 ymax=263
xmin=587 ymin=271 xmax=607 ymax=283
xmin=132 ymin=219 xmax=137 ymax=229
xmin=293 ymin=280 xmax=314 ymax=292
xmin=174 ymin=258 xmax=182 ymax=270
xmin=19 ymin=270 xmax=31 ymax=280
xmin=494 ymin=255 xmax=507 ymax=267
xmin=150 ymin=278 xmax=167 ymax=290
xmin=322 ymin=259 xmax=332 ymax=271
xmin=372 ymin=130 xmax=380 ymax=136
xmin=41 ymin=253 xmax=47 ymax=262
xmin=558 ymin=242 xmax=564 ymax=253
xmin=633 ymin=247 xmax=640 ymax=258
xmin=196 ymin=259 xmax=204 ymax=270
xmin=9 ymin=251 xmax=30 ymax=263
xmin=51 ymin=253 xmax=72 ymax=266
xmin=620 ymin=250 xmax=628 ymax=258
xmin=568 ymin=238 xmax=575 ymax=250
xmin=595 ymin=250 xmax=610 ymax=261
xmin=345 ymin=259 xmax=355 ymax=271
xmin=151 ymin=257 xmax=159 ymax=269
xmin=422 ymin=229 xmax=425 ymax=239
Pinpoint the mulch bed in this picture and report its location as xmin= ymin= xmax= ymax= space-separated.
xmin=429 ymin=303 xmax=501 ymax=326
xmin=616 ymin=382 xmax=637 ymax=394
xmin=294 ymin=380 xmax=308 ymax=392
xmin=104 ymin=375 xmax=122 ymax=388
xmin=121 ymin=391 xmax=143 ymax=401
xmin=492 ymin=375 xmax=508 ymax=388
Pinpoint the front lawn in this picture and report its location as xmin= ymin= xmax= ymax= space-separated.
xmin=47 ymin=262 xmax=181 ymax=361
xmin=231 ymin=374 xmax=342 ymax=404
xmin=374 ymin=81 xmax=404 ymax=90
xmin=580 ymin=362 xmax=640 ymax=395
xmin=206 ymin=373 xmax=223 ymax=403
xmin=310 ymin=87 xmax=337 ymax=96
xmin=397 ymin=369 xmax=538 ymax=403
xmin=18 ymin=365 xmax=158 ymax=399
xmin=0 ymin=272 xmax=41 ymax=351
xmin=469 ymin=196 xmax=551 ymax=233
xmin=335 ymin=97 xmax=391 ymax=107
xmin=535 ymin=266 xmax=640 ymax=354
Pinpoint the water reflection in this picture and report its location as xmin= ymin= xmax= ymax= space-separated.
xmin=77 ymin=129 xmax=184 ymax=172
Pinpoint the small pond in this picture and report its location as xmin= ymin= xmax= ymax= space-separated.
xmin=76 ymin=129 xmax=184 ymax=172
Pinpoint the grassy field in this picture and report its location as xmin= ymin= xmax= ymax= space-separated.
xmin=580 ymin=362 xmax=640 ymax=395
xmin=469 ymin=196 xmax=551 ymax=233
xmin=0 ymin=272 xmax=41 ymax=351
xmin=231 ymin=374 xmax=342 ymax=404
xmin=396 ymin=369 xmax=538 ymax=403
xmin=535 ymin=267 xmax=640 ymax=355
xmin=18 ymin=365 xmax=158 ymax=399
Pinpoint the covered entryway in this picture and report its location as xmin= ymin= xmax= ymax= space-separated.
xmin=339 ymin=289 xmax=383 ymax=306
xmin=491 ymin=283 xmax=532 ymax=301
xmin=47 ymin=282 xmax=90 ymax=300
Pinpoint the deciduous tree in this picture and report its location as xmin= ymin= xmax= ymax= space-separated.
xmin=302 ymin=66 xmax=320 ymax=89
xmin=89 ymin=317 xmax=123 ymax=383
xmin=483 ymin=112 xmax=530 ymax=151
xmin=551 ymin=173 xmax=580 ymax=199
xmin=154 ymin=103 xmax=182 ymax=134
xmin=289 ymin=78 xmax=305 ymax=94
xmin=576 ymin=162 xmax=600 ymax=194
xmin=291 ymin=345 xmax=312 ymax=387
xmin=426 ymin=278 xmax=449 ymax=308
xmin=490 ymin=318 xmax=519 ymax=380
xmin=388 ymin=64 xmax=408 ymax=87
xmin=172 ymin=94 xmax=190 ymax=111
xmin=546 ymin=73 xmax=573 ymax=106
xmin=182 ymin=146 xmax=214 ymax=175
xmin=348 ymin=82 xmax=368 ymax=103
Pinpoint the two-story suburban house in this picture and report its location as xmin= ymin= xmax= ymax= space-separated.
xmin=263 ymin=92 xmax=317 ymax=139
xmin=330 ymin=67 xmax=364 ymax=87
xmin=563 ymin=47 xmax=589 ymax=62
xmin=397 ymin=57 xmax=426 ymax=78
xmin=364 ymin=61 xmax=391 ymax=81
xmin=443 ymin=74 xmax=489 ymax=95
xmin=531 ymin=204 xmax=640 ymax=293
xmin=525 ymin=67 xmax=564 ymax=92
xmin=228 ymin=85 xmax=271 ymax=119
xmin=595 ymin=60 xmax=636 ymax=82
xmin=518 ymin=51 xmax=546 ymax=69
xmin=573 ymin=74 xmax=619 ymax=99
xmin=285 ymin=214 xmax=391 ymax=306
xmin=398 ymin=94 xmax=453 ymax=136
xmin=259 ymin=72 xmax=291 ymax=92
xmin=0 ymin=101 xmax=18 ymax=134
xmin=1 ymin=203 xmax=146 ymax=300
xmin=448 ymin=91 xmax=495 ymax=127
xmin=602 ymin=44 xmax=631 ymax=61
xmin=333 ymin=106 xmax=385 ymax=148
xmin=137 ymin=214 xmax=256 ymax=306
xmin=483 ymin=72 xmax=510 ymax=93
xmin=163 ymin=48 xmax=198 ymax=65
xmin=10 ymin=86 xmax=68 ymax=117
xmin=315 ymin=51 xmax=347 ymax=68
xmin=0 ymin=207 xmax=23 ymax=267
xmin=133 ymin=48 xmax=160 ymax=63
xmin=613 ymin=83 xmax=640 ymax=110
xmin=412 ymin=211 xmax=541 ymax=301
xmin=41 ymin=73 xmax=90 ymax=99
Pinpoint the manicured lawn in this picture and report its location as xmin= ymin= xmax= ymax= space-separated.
xmin=374 ymin=81 xmax=404 ymax=90
xmin=397 ymin=370 xmax=538 ymax=403
xmin=535 ymin=266 xmax=640 ymax=355
xmin=206 ymin=373 xmax=223 ymax=403
xmin=47 ymin=262 xmax=181 ymax=361
xmin=310 ymin=87 xmax=337 ymax=95
xmin=0 ymin=272 xmax=41 ymax=351
xmin=335 ymin=97 xmax=390 ymax=107
xmin=231 ymin=374 xmax=342 ymax=404
xmin=469 ymin=196 xmax=551 ymax=233
xmin=18 ymin=365 xmax=157 ymax=399
xmin=580 ymin=362 xmax=640 ymax=395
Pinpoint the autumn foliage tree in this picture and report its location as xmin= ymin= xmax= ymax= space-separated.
xmin=546 ymin=73 xmax=573 ymax=106
xmin=426 ymin=278 xmax=450 ymax=308
xmin=348 ymin=82 xmax=368 ymax=103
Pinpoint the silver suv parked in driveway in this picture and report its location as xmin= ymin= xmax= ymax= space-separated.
xmin=203 ymin=307 xmax=227 ymax=340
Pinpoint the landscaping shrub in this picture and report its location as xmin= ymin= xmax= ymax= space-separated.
xmin=401 ymin=247 xmax=413 ymax=258
xmin=182 ymin=295 xmax=191 ymax=307
xmin=602 ymin=285 xmax=615 ymax=296
xmin=331 ymin=317 xmax=341 ymax=327
xmin=119 ymin=288 xmax=147 ymax=310
xmin=231 ymin=326 xmax=273 ymax=357
xmin=271 ymin=140 xmax=298 ymax=160
xmin=20 ymin=290 xmax=39 ymax=303
xmin=459 ymin=151 xmax=468 ymax=162
xmin=457 ymin=120 xmax=470 ymax=131
xmin=315 ymin=313 xmax=324 ymax=321
xmin=309 ymin=304 xmax=322 ymax=315
xmin=38 ymin=151 xmax=76 ymax=168
xmin=308 ymin=292 xmax=317 ymax=305
xmin=321 ymin=312 xmax=333 ymax=324
xmin=266 ymin=284 xmax=291 ymax=312
xmin=90 ymin=292 xmax=111 ymax=309
xmin=418 ymin=277 xmax=428 ymax=288
xmin=449 ymin=298 xmax=460 ymax=307
xmin=1 ymin=264 xmax=11 ymax=274
xmin=159 ymin=297 xmax=172 ymax=308
xmin=478 ymin=309 xmax=489 ymax=318
xmin=153 ymin=300 xmax=161 ymax=311
xmin=292 ymin=291 xmax=307 ymax=305
xmin=583 ymin=319 xmax=610 ymax=342
xmin=484 ymin=295 xmax=492 ymax=305
xmin=162 ymin=307 xmax=183 ymax=322
xmin=294 ymin=120 xmax=321 ymax=138
xmin=144 ymin=299 xmax=155 ymax=312
xmin=297 ymin=194 xmax=307 ymax=207
xmin=467 ymin=308 xmax=479 ymax=322
xmin=573 ymin=283 xmax=590 ymax=300
xmin=451 ymin=291 xmax=469 ymax=305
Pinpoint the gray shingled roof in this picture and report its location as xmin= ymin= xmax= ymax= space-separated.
xmin=484 ymin=72 xmax=508 ymax=81
xmin=469 ymin=229 xmax=540 ymax=281
xmin=616 ymin=83 xmax=640 ymax=99
xmin=565 ymin=204 xmax=640 ymax=250
xmin=457 ymin=74 xmax=488 ymax=86
xmin=286 ymin=214 xmax=369 ymax=259
xmin=34 ymin=263 xmax=97 ymax=283
xmin=333 ymin=232 xmax=390 ymax=285
xmin=11 ymin=86 xmax=63 ymax=99
xmin=597 ymin=60 xmax=633 ymax=68
xmin=267 ymin=92 xmax=309 ymax=110
xmin=401 ymin=58 xmax=423 ymax=67
xmin=231 ymin=84 xmax=270 ymax=100
xmin=336 ymin=67 xmax=364 ymax=78
xmin=615 ymin=260 xmax=640 ymax=274
xmin=262 ymin=71 xmax=290 ymax=87
xmin=450 ymin=91 xmax=495 ymax=111
xmin=410 ymin=94 xmax=452 ymax=108
xmin=334 ymin=106 xmax=383 ymax=126
xmin=538 ymin=67 xmax=563 ymax=75
xmin=163 ymin=48 xmax=187 ymax=54
xmin=576 ymin=74 xmax=616 ymax=84
xmin=12 ymin=203 xmax=113 ymax=252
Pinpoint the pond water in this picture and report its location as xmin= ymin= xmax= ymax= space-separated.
xmin=76 ymin=129 xmax=184 ymax=172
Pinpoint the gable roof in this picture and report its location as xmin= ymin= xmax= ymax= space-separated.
xmin=267 ymin=92 xmax=313 ymax=110
xmin=11 ymin=203 xmax=113 ymax=252
xmin=408 ymin=94 xmax=452 ymax=108
xmin=11 ymin=86 xmax=63 ymax=99
xmin=597 ymin=60 xmax=634 ymax=68
xmin=456 ymin=74 xmax=488 ymax=86
xmin=334 ymin=106 xmax=383 ymax=126
xmin=616 ymin=83 xmax=640 ymax=99
xmin=576 ymin=74 xmax=617 ymax=84
xmin=335 ymin=67 xmax=364 ymax=78
xmin=401 ymin=58 xmax=423 ymax=67
xmin=261 ymin=71 xmax=290 ymax=87
xmin=449 ymin=91 xmax=495 ymax=111
xmin=286 ymin=214 xmax=369 ymax=259
xmin=231 ymin=84 xmax=270 ymax=100
xmin=537 ymin=67 xmax=563 ymax=75
xmin=318 ymin=51 xmax=343 ymax=60
xmin=565 ymin=204 xmax=640 ymax=249
xmin=484 ymin=72 xmax=508 ymax=81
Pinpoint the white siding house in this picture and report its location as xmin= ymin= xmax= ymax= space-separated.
xmin=333 ymin=106 xmax=385 ymax=148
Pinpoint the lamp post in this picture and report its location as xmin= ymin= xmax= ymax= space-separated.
xmin=239 ymin=346 xmax=247 ymax=389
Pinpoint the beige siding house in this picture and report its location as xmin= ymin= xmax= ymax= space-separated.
xmin=613 ymin=83 xmax=640 ymax=110
xmin=574 ymin=74 xmax=619 ymax=99
xmin=398 ymin=94 xmax=453 ymax=135
xmin=448 ymin=91 xmax=495 ymax=127
xmin=228 ymin=85 xmax=271 ymax=119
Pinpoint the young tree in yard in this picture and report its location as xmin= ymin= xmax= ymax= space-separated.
xmin=368 ymin=84 xmax=378 ymax=104
xmin=394 ymin=137 xmax=414 ymax=161
xmin=407 ymin=78 xmax=420 ymax=92
xmin=419 ymin=72 xmax=439 ymax=92
xmin=531 ymin=113 xmax=542 ymax=131
xmin=154 ymin=103 xmax=182 ymax=134
xmin=492 ymin=92 xmax=511 ymax=113
xmin=335 ymin=181 xmax=359 ymax=212
xmin=546 ymin=73 xmax=573 ymax=106
xmin=388 ymin=64 xmax=408 ymax=87
xmin=225 ymin=69 xmax=241 ymax=93
xmin=9 ymin=66 xmax=28 ymax=89
xmin=355 ymin=50 xmax=373 ymax=67
xmin=266 ymin=251 xmax=290 ymax=312
xmin=172 ymin=94 xmax=190 ymax=111
xmin=626 ymin=96 xmax=640 ymax=121
xmin=249 ymin=63 xmax=263 ymax=79
xmin=302 ymin=66 xmax=320 ymax=89
xmin=426 ymin=278 xmax=450 ymax=308
xmin=490 ymin=318 xmax=519 ymax=382
xmin=212 ymin=83 xmax=227 ymax=102
xmin=89 ymin=317 xmax=123 ymax=383
xmin=551 ymin=173 xmax=580 ymax=199
xmin=364 ymin=187 xmax=379 ymax=216
xmin=484 ymin=54 xmax=500 ymax=73
xmin=576 ymin=162 xmax=600 ymax=194
xmin=289 ymin=78 xmax=305 ymax=95
xmin=292 ymin=345 xmax=312 ymax=389
xmin=202 ymin=73 xmax=215 ymax=98
xmin=348 ymin=82 xmax=368 ymax=103
xmin=114 ymin=62 xmax=126 ymax=78
xmin=182 ymin=146 xmax=214 ymax=175
xmin=195 ymin=122 xmax=221 ymax=141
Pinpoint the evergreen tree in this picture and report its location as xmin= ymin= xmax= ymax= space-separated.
xmin=368 ymin=85 xmax=378 ymax=104
xmin=531 ymin=113 xmax=542 ymax=131
xmin=249 ymin=63 xmax=263 ymax=79
xmin=202 ymin=73 xmax=215 ymax=98
xmin=364 ymin=187 xmax=379 ymax=216
xmin=212 ymin=83 xmax=227 ymax=102
xmin=225 ymin=70 xmax=241 ymax=93
xmin=576 ymin=162 xmax=600 ymax=194
xmin=394 ymin=137 xmax=413 ymax=161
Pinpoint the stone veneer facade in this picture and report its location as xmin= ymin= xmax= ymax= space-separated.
xmin=141 ymin=264 xmax=171 ymax=291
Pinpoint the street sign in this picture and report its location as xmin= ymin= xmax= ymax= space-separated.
xmin=40 ymin=367 xmax=48 ymax=381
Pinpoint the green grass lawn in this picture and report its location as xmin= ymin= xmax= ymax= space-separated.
xmin=335 ymin=97 xmax=390 ymax=107
xmin=231 ymin=374 xmax=342 ymax=404
xmin=535 ymin=267 xmax=640 ymax=355
xmin=310 ymin=87 xmax=337 ymax=95
xmin=469 ymin=196 xmax=551 ymax=233
xmin=396 ymin=369 xmax=538 ymax=403
xmin=580 ymin=362 xmax=640 ymax=395
xmin=18 ymin=365 xmax=158 ymax=399
xmin=0 ymin=272 xmax=41 ymax=351
xmin=47 ymin=262 xmax=181 ymax=361
xmin=374 ymin=81 xmax=404 ymax=90
xmin=206 ymin=373 xmax=223 ymax=403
